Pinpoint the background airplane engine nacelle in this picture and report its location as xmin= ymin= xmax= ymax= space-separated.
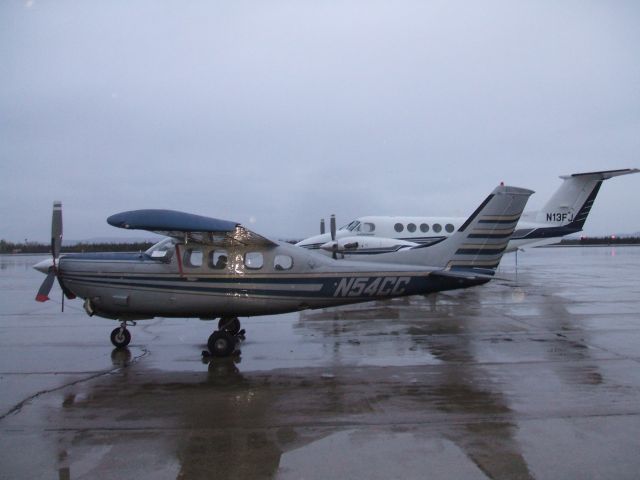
xmin=321 ymin=236 xmax=416 ymax=254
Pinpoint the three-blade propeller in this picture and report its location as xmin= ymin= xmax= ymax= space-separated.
xmin=35 ymin=201 xmax=63 ymax=302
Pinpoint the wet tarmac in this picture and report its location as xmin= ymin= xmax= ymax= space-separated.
xmin=1 ymin=247 xmax=640 ymax=479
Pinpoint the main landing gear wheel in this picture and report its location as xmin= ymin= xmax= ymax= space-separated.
xmin=207 ymin=330 xmax=237 ymax=357
xmin=218 ymin=317 xmax=241 ymax=336
xmin=110 ymin=326 xmax=131 ymax=348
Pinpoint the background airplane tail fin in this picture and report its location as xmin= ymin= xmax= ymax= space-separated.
xmin=534 ymin=169 xmax=638 ymax=228
xmin=398 ymin=185 xmax=533 ymax=273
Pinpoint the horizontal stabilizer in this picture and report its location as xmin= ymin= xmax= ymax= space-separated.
xmin=560 ymin=168 xmax=639 ymax=180
xmin=429 ymin=269 xmax=495 ymax=281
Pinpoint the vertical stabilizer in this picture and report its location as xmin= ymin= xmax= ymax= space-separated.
xmin=373 ymin=185 xmax=534 ymax=272
xmin=535 ymin=169 xmax=638 ymax=227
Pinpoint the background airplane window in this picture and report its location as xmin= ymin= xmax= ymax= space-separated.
xmin=420 ymin=223 xmax=429 ymax=232
xmin=433 ymin=224 xmax=442 ymax=233
xmin=445 ymin=223 xmax=455 ymax=233
xmin=362 ymin=222 xmax=375 ymax=233
xmin=274 ymin=254 xmax=293 ymax=270
xmin=210 ymin=250 xmax=228 ymax=269
xmin=394 ymin=223 xmax=404 ymax=232
xmin=244 ymin=252 xmax=263 ymax=269
xmin=407 ymin=223 xmax=416 ymax=233
xmin=185 ymin=248 xmax=203 ymax=267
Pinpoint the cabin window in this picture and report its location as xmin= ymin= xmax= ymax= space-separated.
xmin=445 ymin=223 xmax=455 ymax=233
xmin=361 ymin=222 xmax=375 ymax=233
xmin=274 ymin=254 xmax=293 ymax=271
xmin=184 ymin=248 xmax=203 ymax=267
xmin=420 ymin=223 xmax=429 ymax=233
xmin=244 ymin=252 xmax=264 ymax=269
xmin=209 ymin=250 xmax=228 ymax=270
xmin=394 ymin=223 xmax=404 ymax=232
xmin=407 ymin=223 xmax=416 ymax=233
xmin=433 ymin=224 xmax=442 ymax=233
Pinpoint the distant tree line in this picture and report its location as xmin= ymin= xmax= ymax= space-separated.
xmin=0 ymin=239 xmax=155 ymax=254
xmin=2 ymin=237 xmax=639 ymax=254
xmin=559 ymin=236 xmax=640 ymax=246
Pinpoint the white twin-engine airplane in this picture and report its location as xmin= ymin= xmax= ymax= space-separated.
xmin=297 ymin=169 xmax=638 ymax=257
xmin=34 ymin=185 xmax=532 ymax=357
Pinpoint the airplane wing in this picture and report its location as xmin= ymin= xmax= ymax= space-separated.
xmin=107 ymin=209 xmax=278 ymax=247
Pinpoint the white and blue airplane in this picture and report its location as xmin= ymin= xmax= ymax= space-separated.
xmin=298 ymin=169 xmax=638 ymax=257
xmin=34 ymin=184 xmax=532 ymax=357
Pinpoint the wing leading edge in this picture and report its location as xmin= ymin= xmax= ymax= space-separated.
xmin=107 ymin=209 xmax=277 ymax=247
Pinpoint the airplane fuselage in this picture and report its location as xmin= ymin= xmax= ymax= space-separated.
xmin=299 ymin=216 xmax=570 ymax=255
xmin=58 ymin=241 xmax=486 ymax=321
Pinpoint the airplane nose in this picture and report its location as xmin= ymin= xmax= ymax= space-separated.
xmin=33 ymin=258 xmax=54 ymax=274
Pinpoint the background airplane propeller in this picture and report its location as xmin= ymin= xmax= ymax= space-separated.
xmin=330 ymin=214 xmax=338 ymax=259
xmin=318 ymin=215 xmax=340 ymax=258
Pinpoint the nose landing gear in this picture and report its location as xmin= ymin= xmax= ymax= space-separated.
xmin=218 ymin=317 xmax=241 ymax=335
xmin=110 ymin=320 xmax=137 ymax=348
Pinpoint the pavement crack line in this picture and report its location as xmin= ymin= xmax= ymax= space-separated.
xmin=0 ymin=347 xmax=150 ymax=421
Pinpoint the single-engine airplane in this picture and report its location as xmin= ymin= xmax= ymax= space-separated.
xmin=34 ymin=184 xmax=532 ymax=357
xmin=298 ymin=169 xmax=638 ymax=257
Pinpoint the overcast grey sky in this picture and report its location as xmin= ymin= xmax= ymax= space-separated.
xmin=1 ymin=0 xmax=639 ymax=243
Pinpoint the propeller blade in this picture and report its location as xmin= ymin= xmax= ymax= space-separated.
xmin=330 ymin=215 xmax=336 ymax=241
xmin=330 ymin=215 xmax=337 ymax=259
xmin=51 ymin=201 xmax=62 ymax=259
xmin=320 ymin=218 xmax=325 ymax=235
xmin=57 ymin=275 xmax=76 ymax=300
xmin=35 ymin=269 xmax=56 ymax=302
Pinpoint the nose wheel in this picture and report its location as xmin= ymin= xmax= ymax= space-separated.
xmin=110 ymin=321 xmax=135 ymax=348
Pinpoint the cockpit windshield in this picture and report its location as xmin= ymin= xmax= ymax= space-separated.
xmin=340 ymin=220 xmax=361 ymax=231
xmin=145 ymin=237 xmax=176 ymax=260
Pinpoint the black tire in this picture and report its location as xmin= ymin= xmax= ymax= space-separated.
xmin=218 ymin=317 xmax=241 ymax=335
xmin=110 ymin=327 xmax=131 ymax=348
xmin=208 ymin=330 xmax=236 ymax=357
